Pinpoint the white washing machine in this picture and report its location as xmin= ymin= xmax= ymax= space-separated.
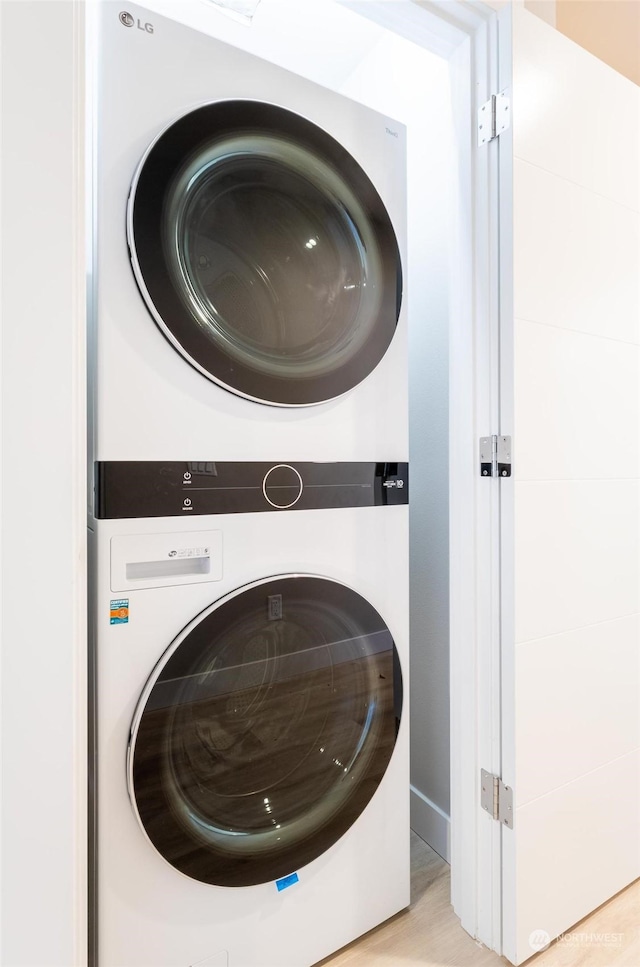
xmin=90 ymin=460 xmax=409 ymax=967
xmin=90 ymin=1 xmax=407 ymax=463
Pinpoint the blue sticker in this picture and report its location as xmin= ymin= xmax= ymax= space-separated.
xmin=110 ymin=599 xmax=129 ymax=625
xmin=275 ymin=872 xmax=299 ymax=892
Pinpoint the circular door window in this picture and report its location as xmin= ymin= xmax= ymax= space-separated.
xmin=128 ymin=101 xmax=402 ymax=406
xmin=128 ymin=576 xmax=403 ymax=887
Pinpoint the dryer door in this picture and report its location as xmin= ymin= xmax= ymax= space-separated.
xmin=128 ymin=575 xmax=403 ymax=887
xmin=128 ymin=102 xmax=402 ymax=406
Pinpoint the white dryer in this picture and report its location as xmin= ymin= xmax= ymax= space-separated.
xmin=90 ymin=460 xmax=409 ymax=967
xmin=90 ymin=2 xmax=407 ymax=463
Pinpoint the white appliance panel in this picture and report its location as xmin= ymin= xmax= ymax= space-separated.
xmin=92 ymin=2 xmax=408 ymax=462
xmin=92 ymin=506 xmax=409 ymax=967
xmin=110 ymin=530 xmax=223 ymax=592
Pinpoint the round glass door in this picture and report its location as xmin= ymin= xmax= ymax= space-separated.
xmin=128 ymin=575 xmax=403 ymax=887
xmin=128 ymin=101 xmax=402 ymax=406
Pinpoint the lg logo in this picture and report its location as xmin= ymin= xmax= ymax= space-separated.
xmin=119 ymin=11 xmax=154 ymax=33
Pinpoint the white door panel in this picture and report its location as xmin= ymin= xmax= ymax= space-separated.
xmin=515 ymin=613 xmax=640 ymax=805
xmin=508 ymin=750 xmax=640 ymax=961
xmin=501 ymin=6 xmax=640 ymax=963
xmin=511 ymin=7 xmax=640 ymax=208
xmin=514 ymin=322 xmax=639 ymax=480
xmin=514 ymin=479 xmax=639 ymax=642
xmin=513 ymin=159 xmax=640 ymax=344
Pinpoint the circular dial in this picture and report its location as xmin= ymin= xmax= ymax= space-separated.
xmin=262 ymin=464 xmax=303 ymax=509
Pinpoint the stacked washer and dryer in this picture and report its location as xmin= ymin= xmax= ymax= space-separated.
xmin=89 ymin=4 xmax=409 ymax=967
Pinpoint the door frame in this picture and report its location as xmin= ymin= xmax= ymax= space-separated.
xmin=344 ymin=0 xmax=506 ymax=953
xmin=0 ymin=3 xmax=88 ymax=966
xmin=496 ymin=3 xmax=517 ymax=962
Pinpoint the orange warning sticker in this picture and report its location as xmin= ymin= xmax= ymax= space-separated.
xmin=110 ymin=599 xmax=129 ymax=625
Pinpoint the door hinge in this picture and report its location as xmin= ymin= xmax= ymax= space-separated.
xmin=480 ymin=435 xmax=511 ymax=478
xmin=481 ymin=769 xmax=514 ymax=828
xmin=477 ymin=92 xmax=510 ymax=145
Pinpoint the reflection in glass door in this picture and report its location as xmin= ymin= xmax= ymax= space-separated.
xmin=128 ymin=102 xmax=402 ymax=405
xmin=128 ymin=576 xmax=403 ymax=886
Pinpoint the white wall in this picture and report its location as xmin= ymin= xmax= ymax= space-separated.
xmin=407 ymin=91 xmax=454 ymax=861
xmin=0 ymin=3 xmax=87 ymax=965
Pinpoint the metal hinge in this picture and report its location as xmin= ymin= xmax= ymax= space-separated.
xmin=477 ymin=92 xmax=510 ymax=145
xmin=481 ymin=769 xmax=514 ymax=828
xmin=480 ymin=435 xmax=511 ymax=478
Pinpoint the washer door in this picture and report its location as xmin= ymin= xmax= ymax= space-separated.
xmin=128 ymin=575 xmax=403 ymax=887
xmin=128 ymin=101 xmax=402 ymax=406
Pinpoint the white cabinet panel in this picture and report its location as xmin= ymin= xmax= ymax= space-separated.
xmin=510 ymin=750 xmax=640 ymax=963
xmin=514 ymin=160 xmax=640 ymax=344
xmin=514 ymin=480 xmax=639 ymax=643
xmin=512 ymin=10 xmax=640 ymax=209
xmin=515 ymin=614 xmax=640 ymax=806
xmin=514 ymin=321 xmax=640 ymax=480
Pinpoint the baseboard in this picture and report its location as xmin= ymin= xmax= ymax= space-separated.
xmin=410 ymin=785 xmax=451 ymax=863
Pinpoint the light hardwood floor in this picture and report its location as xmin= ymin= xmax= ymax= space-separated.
xmin=318 ymin=833 xmax=640 ymax=967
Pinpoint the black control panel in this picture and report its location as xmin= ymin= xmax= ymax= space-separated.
xmin=95 ymin=461 xmax=409 ymax=519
